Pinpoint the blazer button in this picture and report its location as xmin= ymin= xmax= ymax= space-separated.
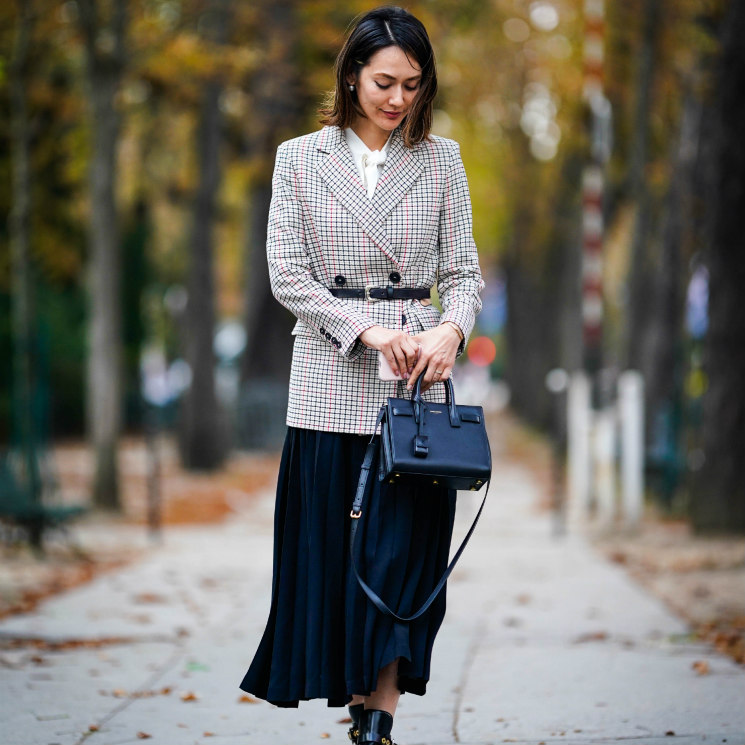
xmin=325 ymin=332 xmax=332 ymax=340
xmin=334 ymin=274 xmax=346 ymax=286
xmin=389 ymin=271 xmax=401 ymax=284
xmin=320 ymin=326 xmax=326 ymax=335
xmin=331 ymin=336 xmax=339 ymax=345
xmin=402 ymin=314 xmax=407 ymax=325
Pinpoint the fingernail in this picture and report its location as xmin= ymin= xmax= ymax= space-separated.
xmin=403 ymin=372 xmax=409 ymax=380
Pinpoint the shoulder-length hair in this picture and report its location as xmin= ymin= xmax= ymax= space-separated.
xmin=319 ymin=6 xmax=437 ymax=148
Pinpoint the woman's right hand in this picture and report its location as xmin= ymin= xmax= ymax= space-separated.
xmin=359 ymin=326 xmax=420 ymax=380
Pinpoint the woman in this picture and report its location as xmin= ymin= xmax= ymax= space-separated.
xmin=240 ymin=7 xmax=483 ymax=745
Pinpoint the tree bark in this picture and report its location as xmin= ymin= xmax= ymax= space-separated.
xmin=9 ymin=0 xmax=41 ymax=509
xmin=640 ymin=88 xmax=701 ymax=506
xmin=625 ymin=0 xmax=662 ymax=371
xmin=180 ymin=0 xmax=229 ymax=469
xmin=690 ymin=0 xmax=745 ymax=533
xmin=77 ymin=0 xmax=127 ymax=509
xmin=503 ymin=150 xmax=583 ymax=429
xmin=240 ymin=0 xmax=304 ymax=388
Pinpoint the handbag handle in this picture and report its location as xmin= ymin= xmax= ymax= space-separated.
xmin=349 ymin=421 xmax=488 ymax=623
xmin=412 ymin=376 xmax=460 ymax=428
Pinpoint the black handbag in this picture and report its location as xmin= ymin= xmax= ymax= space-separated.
xmin=379 ymin=377 xmax=491 ymax=491
xmin=349 ymin=377 xmax=491 ymax=623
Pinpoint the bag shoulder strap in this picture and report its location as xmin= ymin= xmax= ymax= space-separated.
xmin=349 ymin=411 xmax=488 ymax=623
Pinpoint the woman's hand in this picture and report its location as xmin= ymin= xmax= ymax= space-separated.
xmin=408 ymin=324 xmax=462 ymax=392
xmin=359 ymin=326 xmax=420 ymax=380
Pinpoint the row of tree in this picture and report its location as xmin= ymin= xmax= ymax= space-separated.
xmin=1 ymin=0 xmax=743 ymax=531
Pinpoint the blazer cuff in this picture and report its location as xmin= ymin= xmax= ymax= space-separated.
xmin=326 ymin=317 xmax=376 ymax=360
xmin=440 ymin=307 xmax=476 ymax=357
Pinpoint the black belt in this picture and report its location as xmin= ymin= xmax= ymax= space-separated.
xmin=329 ymin=285 xmax=431 ymax=301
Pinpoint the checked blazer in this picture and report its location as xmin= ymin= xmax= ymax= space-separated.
xmin=267 ymin=124 xmax=484 ymax=435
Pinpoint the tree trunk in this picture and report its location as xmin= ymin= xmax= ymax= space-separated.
xmin=625 ymin=0 xmax=662 ymax=371
xmin=77 ymin=0 xmax=127 ymax=509
xmin=640 ymin=88 xmax=701 ymax=506
xmin=180 ymin=0 xmax=228 ymax=469
xmin=241 ymin=183 xmax=294 ymax=381
xmin=240 ymin=0 xmax=304 ymax=388
xmin=690 ymin=1 xmax=745 ymax=533
xmin=503 ymin=150 xmax=583 ymax=429
xmin=9 ymin=0 xmax=41 ymax=510
xmin=503 ymin=252 xmax=555 ymax=428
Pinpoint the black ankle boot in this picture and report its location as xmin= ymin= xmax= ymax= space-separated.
xmin=359 ymin=709 xmax=395 ymax=745
xmin=347 ymin=703 xmax=364 ymax=743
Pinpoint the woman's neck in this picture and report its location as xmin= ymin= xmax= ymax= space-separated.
xmin=349 ymin=120 xmax=391 ymax=152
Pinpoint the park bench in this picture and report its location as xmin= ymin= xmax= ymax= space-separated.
xmin=0 ymin=450 xmax=87 ymax=549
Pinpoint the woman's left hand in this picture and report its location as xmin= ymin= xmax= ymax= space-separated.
xmin=407 ymin=324 xmax=462 ymax=392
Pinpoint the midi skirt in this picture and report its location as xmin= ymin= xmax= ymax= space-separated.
xmin=240 ymin=426 xmax=457 ymax=707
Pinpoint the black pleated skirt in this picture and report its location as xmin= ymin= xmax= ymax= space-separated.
xmin=240 ymin=426 xmax=456 ymax=708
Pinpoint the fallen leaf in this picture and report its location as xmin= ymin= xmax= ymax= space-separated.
xmin=665 ymin=731 xmax=675 ymax=737
xmin=133 ymin=592 xmax=167 ymax=604
xmin=337 ymin=717 xmax=352 ymax=724
xmin=180 ymin=691 xmax=198 ymax=702
xmin=692 ymin=660 xmax=710 ymax=675
xmin=203 ymin=732 xmax=214 ymax=737
xmin=515 ymin=593 xmax=532 ymax=605
xmin=160 ymin=686 xmax=172 ymax=695
xmin=320 ymin=734 xmax=331 ymax=739
xmin=88 ymin=725 xmax=99 ymax=732
xmin=112 ymin=688 xmax=128 ymax=698
xmin=238 ymin=694 xmax=258 ymax=703
xmin=137 ymin=733 xmax=152 ymax=740
xmin=573 ymin=631 xmax=608 ymax=644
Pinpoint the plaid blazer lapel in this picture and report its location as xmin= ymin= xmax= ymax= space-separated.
xmin=372 ymin=129 xmax=424 ymax=220
xmin=316 ymin=127 xmax=403 ymax=270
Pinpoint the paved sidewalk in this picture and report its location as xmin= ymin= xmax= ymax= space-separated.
xmin=1 ymin=450 xmax=743 ymax=745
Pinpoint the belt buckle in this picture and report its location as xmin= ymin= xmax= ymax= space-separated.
xmin=364 ymin=284 xmax=381 ymax=302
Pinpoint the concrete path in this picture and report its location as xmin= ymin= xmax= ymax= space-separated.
xmin=1 ymin=452 xmax=743 ymax=745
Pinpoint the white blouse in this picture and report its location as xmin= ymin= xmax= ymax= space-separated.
xmin=344 ymin=127 xmax=392 ymax=199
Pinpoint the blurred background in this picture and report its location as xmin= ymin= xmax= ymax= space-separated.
xmin=1 ymin=0 xmax=744 ymax=553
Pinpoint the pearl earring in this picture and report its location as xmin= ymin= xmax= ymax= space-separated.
xmin=349 ymin=84 xmax=355 ymax=92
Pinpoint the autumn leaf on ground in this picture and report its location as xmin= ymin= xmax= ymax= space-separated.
xmin=133 ymin=592 xmax=167 ymax=604
xmin=88 ymin=725 xmax=99 ymax=732
xmin=238 ymin=694 xmax=258 ymax=703
xmin=692 ymin=660 xmax=710 ymax=675
xmin=337 ymin=716 xmax=352 ymax=724
xmin=180 ymin=691 xmax=198 ymax=702
xmin=203 ymin=732 xmax=214 ymax=737
xmin=573 ymin=631 xmax=608 ymax=643
xmin=136 ymin=733 xmax=152 ymax=740
xmin=320 ymin=733 xmax=330 ymax=739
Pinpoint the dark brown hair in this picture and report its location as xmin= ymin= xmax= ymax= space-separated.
xmin=319 ymin=6 xmax=437 ymax=148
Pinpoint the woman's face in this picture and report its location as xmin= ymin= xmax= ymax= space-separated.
xmin=349 ymin=45 xmax=422 ymax=147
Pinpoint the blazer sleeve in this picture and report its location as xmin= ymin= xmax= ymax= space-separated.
xmin=436 ymin=142 xmax=484 ymax=350
xmin=266 ymin=143 xmax=376 ymax=359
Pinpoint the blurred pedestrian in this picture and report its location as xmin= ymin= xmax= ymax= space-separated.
xmin=239 ymin=7 xmax=483 ymax=744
